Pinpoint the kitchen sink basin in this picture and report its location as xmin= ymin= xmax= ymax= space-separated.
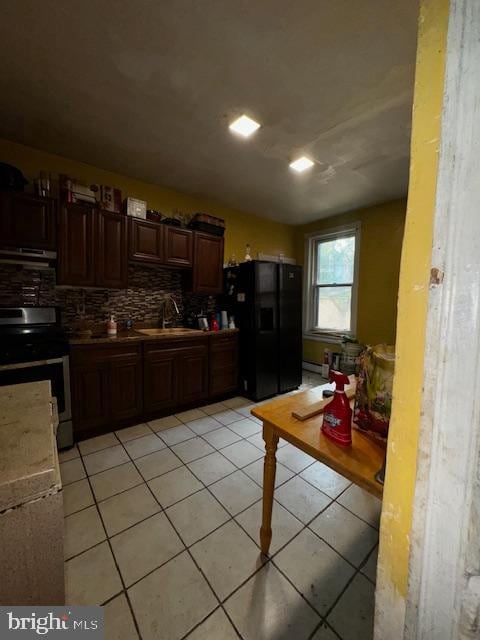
xmin=136 ymin=327 xmax=200 ymax=336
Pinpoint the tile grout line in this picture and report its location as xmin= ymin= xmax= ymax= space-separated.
xmin=74 ymin=444 xmax=145 ymax=640
xmin=65 ymin=396 xmax=377 ymax=638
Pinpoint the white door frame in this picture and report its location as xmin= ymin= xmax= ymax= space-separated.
xmin=405 ymin=1 xmax=480 ymax=638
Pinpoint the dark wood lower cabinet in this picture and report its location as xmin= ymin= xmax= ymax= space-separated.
xmin=71 ymin=364 xmax=110 ymax=433
xmin=209 ymin=334 xmax=239 ymax=396
xmin=71 ymin=344 xmax=142 ymax=438
xmin=178 ymin=343 xmax=209 ymax=404
xmin=144 ymin=346 xmax=178 ymax=413
xmin=71 ymin=333 xmax=238 ymax=440
xmin=143 ymin=339 xmax=208 ymax=413
xmin=109 ymin=352 xmax=142 ymax=422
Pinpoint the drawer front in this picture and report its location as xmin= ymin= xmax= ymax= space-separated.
xmin=210 ymin=336 xmax=238 ymax=372
xmin=71 ymin=344 xmax=141 ymax=365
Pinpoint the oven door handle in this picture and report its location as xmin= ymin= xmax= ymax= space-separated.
xmin=0 ymin=358 xmax=64 ymax=371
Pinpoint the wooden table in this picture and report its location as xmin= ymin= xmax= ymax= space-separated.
xmin=252 ymin=384 xmax=385 ymax=555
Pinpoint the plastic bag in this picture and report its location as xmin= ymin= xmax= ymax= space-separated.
xmin=354 ymin=344 xmax=395 ymax=439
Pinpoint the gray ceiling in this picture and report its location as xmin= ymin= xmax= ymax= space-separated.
xmin=0 ymin=1 xmax=418 ymax=225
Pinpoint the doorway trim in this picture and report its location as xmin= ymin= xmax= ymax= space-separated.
xmin=405 ymin=1 xmax=480 ymax=637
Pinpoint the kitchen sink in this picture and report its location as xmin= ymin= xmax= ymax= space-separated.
xmin=136 ymin=327 xmax=201 ymax=336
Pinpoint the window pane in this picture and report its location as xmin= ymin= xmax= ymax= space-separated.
xmin=315 ymin=286 xmax=352 ymax=332
xmin=316 ymin=236 xmax=355 ymax=285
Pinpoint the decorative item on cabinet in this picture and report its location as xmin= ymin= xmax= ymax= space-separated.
xmin=33 ymin=171 xmax=51 ymax=197
xmin=91 ymin=184 xmax=122 ymax=213
xmin=125 ymin=197 xmax=147 ymax=219
xmin=188 ymin=212 xmax=225 ymax=236
xmin=146 ymin=209 xmax=163 ymax=222
xmin=0 ymin=163 xmax=28 ymax=191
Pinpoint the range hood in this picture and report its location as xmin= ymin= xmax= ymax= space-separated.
xmin=0 ymin=246 xmax=57 ymax=268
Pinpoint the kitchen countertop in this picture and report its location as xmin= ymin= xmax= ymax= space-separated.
xmin=69 ymin=327 xmax=239 ymax=345
xmin=0 ymin=380 xmax=60 ymax=512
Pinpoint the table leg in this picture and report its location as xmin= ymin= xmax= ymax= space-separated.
xmin=260 ymin=424 xmax=279 ymax=555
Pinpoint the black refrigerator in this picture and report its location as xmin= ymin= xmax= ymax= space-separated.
xmin=224 ymin=261 xmax=302 ymax=401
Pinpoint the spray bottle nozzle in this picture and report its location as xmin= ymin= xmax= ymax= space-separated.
xmin=329 ymin=370 xmax=350 ymax=391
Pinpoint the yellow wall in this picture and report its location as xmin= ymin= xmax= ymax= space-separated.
xmin=0 ymin=138 xmax=297 ymax=263
xmin=377 ymin=0 xmax=449 ymax=618
xmin=297 ymin=199 xmax=406 ymax=364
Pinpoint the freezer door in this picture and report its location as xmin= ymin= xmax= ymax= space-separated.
xmin=278 ymin=264 xmax=303 ymax=392
xmin=252 ymin=262 xmax=278 ymax=399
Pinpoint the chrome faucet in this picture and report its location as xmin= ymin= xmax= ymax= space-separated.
xmin=160 ymin=295 xmax=181 ymax=328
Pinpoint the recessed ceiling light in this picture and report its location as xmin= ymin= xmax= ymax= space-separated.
xmin=289 ymin=156 xmax=314 ymax=173
xmin=229 ymin=114 xmax=261 ymax=138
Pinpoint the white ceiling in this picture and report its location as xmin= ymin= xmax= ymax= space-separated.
xmin=0 ymin=1 xmax=418 ymax=224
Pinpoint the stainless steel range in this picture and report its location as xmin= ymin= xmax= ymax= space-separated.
xmin=0 ymin=307 xmax=73 ymax=448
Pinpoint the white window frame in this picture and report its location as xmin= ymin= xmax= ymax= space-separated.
xmin=303 ymin=222 xmax=361 ymax=343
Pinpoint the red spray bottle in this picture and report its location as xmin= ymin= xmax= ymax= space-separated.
xmin=321 ymin=370 xmax=352 ymax=447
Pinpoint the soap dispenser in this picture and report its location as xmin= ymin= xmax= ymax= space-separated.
xmin=107 ymin=315 xmax=117 ymax=337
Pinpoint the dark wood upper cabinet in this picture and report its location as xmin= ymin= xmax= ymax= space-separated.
xmin=128 ymin=218 xmax=163 ymax=264
xmin=0 ymin=191 xmax=56 ymax=250
xmin=57 ymin=202 xmax=95 ymax=286
xmin=96 ymin=210 xmax=128 ymax=288
xmin=192 ymin=232 xmax=224 ymax=294
xmin=163 ymin=226 xmax=193 ymax=268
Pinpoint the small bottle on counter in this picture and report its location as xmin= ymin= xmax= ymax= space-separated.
xmin=107 ymin=315 xmax=117 ymax=337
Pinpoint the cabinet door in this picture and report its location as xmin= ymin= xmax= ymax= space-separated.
xmin=58 ymin=203 xmax=95 ymax=285
xmin=110 ymin=353 xmax=142 ymax=422
xmin=143 ymin=346 xmax=178 ymax=412
xmin=193 ymin=232 xmax=224 ymax=294
xmin=97 ymin=210 xmax=128 ymax=288
xmin=164 ymin=226 xmax=193 ymax=267
xmin=178 ymin=344 xmax=209 ymax=404
xmin=209 ymin=334 xmax=239 ymax=396
xmin=0 ymin=192 xmax=56 ymax=250
xmin=71 ymin=364 xmax=110 ymax=435
xmin=128 ymin=218 xmax=162 ymax=264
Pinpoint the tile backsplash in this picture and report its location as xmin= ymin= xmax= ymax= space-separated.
xmin=0 ymin=264 xmax=217 ymax=330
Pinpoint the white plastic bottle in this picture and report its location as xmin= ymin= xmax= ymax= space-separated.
xmin=107 ymin=315 xmax=117 ymax=337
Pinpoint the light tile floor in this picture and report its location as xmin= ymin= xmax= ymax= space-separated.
xmin=60 ymin=372 xmax=380 ymax=640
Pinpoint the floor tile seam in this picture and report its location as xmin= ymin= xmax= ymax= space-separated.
xmin=138 ymin=472 xmax=244 ymax=639
xmin=76 ymin=432 xmax=123 ymax=457
xmin=114 ymin=425 xmax=157 ymax=444
xmin=357 ymin=545 xmax=378 ymax=586
xmin=307 ymin=619 xmax=342 ymax=640
xmin=269 ymin=555 xmax=339 ymax=623
xmin=332 ymin=497 xmax=380 ymax=531
xmin=180 ymin=604 xmax=243 ymax=640
xmin=195 ymin=433 xmax=265 ymax=469
xmin=322 ymin=562 xmax=366 ymax=624
xmin=75 ymin=452 xmax=145 ymax=640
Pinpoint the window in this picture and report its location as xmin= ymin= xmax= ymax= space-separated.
xmin=304 ymin=223 xmax=360 ymax=341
